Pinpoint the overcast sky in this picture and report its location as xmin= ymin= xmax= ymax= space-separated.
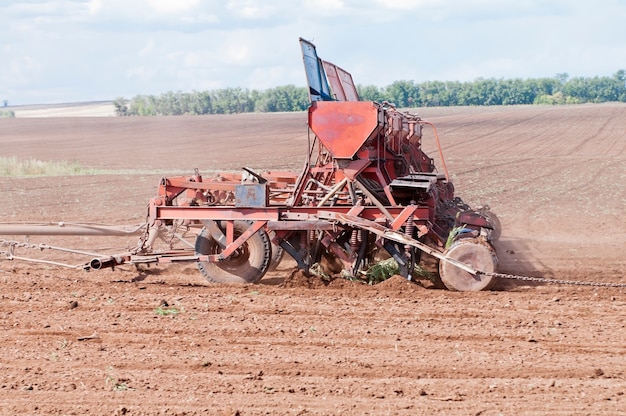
xmin=1 ymin=0 xmax=625 ymax=105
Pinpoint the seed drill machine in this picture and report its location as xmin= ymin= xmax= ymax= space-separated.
xmin=0 ymin=39 xmax=501 ymax=291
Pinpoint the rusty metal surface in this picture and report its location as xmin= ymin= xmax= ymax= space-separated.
xmin=308 ymin=101 xmax=379 ymax=159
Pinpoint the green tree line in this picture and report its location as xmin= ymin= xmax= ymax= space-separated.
xmin=114 ymin=70 xmax=626 ymax=116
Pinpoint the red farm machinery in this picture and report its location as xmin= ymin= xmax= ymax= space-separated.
xmin=0 ymin=39 xmax=502 ymax=291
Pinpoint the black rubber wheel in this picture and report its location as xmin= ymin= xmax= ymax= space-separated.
xmin=439 ymin=238 xmax=498 ymax=291
xmin=267 ymin=231 xmax=284 ymax=271
xmin=195 ymin=221 xmax=272 ymax=284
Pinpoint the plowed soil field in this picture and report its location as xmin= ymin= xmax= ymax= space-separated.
xmin=1 ymin=104 xmax=625 ymax=415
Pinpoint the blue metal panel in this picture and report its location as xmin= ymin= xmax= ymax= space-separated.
xmin=300 ymin=38 xmax=334 ymax=102
xmin=235 ymin=184 xmax=268 ymax=207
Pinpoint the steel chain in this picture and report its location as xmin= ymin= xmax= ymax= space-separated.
xmin=485 ymin=271 xmax=626 ymax=288
xmin=1 ymin=238 xmax=49 ymax=254
xmin=0 ymin=238 xmax=87 ymax=268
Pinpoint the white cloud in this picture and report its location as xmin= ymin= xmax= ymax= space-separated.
xmin=248 ymin=65 xmax=299 ymax=90
xmin=80 ymin=0 xmax=210 ymax=25
xmin=88 ymin=0 xmax=102 ymax=15
xmin=147 ymin=0 xmax=199 ymax=14
xmin=224 ymin=44 xmax=251 ymax=65
xmin=302 ymin=0 xmax=347 ymax=16
xmin=226 ymin=0 xmax=275 ymax=19
xmin=373 ymin=0 xmax=443 ymax=11
xmin=309 ymin=0 xmax=345 ymax=9
xmin=125 ymin=65 xmax=158 ymax=82
xmin=139 ymin=40 xmax=156 ymax=58
xmin=8 ymin=55 xmax=43 ymax=86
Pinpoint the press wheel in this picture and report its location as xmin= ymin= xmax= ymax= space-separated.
xmin=439 ymin=238 xmax=498 ymax=291
xmin=195 ymin=221 xmax=272 ymax=284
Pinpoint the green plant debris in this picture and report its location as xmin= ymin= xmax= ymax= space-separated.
xmin=105 ymin=366 xmax=132 ymax=392
xmin=308 ymin=263 xmax=332 ymax=281
xmin=363 ymin=258 xmax=433 ymax=285
xmin=446 ymin=225 xmax=465 ymax=249
xmin=154 ymin=305 xmax=180 ymax=316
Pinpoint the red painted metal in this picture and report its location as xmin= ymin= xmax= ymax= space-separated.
xmin=322 ymin=60 xmax=359 ymax=101
xmin=308 ymin=101 xmax=379 ymax=159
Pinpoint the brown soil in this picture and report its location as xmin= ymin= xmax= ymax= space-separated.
xmin=1 ymin=104 xmax=625 ymax=415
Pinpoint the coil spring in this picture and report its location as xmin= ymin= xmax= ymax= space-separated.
xmin=350 ymin=229 xmax=359 ymax=252
xmin=404 ymin=201 xmax=416 ymax=253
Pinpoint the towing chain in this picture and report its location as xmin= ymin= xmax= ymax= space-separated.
xmin=485 ymin=271 xmax=626 ymax=288
xmin=1 ymin=238 xmax=40 ymax=258
xmin=0 ymin=238 xmax=91 ymax=269
xmin=0 ymin=238 xmax=71 ymax=257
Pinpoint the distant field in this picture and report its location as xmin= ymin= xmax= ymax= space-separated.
xmin=7 ymin=101 xmax=116 ymax=117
